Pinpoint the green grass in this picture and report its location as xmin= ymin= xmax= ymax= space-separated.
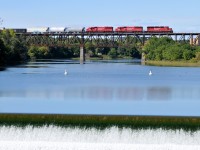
xmin=1 ymin=114 xmax=200 ymax=131
xmin=145 ymin=60 xmax=200 ymax=67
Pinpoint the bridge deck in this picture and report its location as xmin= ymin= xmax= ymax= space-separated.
xmin=16 ymin=32 xmax=200 ymax=36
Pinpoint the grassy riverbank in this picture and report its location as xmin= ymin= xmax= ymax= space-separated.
xmin=1 ymin=114 xmax=200 ymax=131
xmin=145 ymin=60 xmax=200 ymax=67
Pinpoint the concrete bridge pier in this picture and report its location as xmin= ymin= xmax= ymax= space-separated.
xmin=197 ymin=34 xmax=200 ymax=46
xmin=141 ymin=52 xmax=146 ymax=65
xmin=80 ymin=46 xmax=85 ymax=63
xmin=190 ymin=35 xmax=194 ymax=45
xmin=189 ymin=35 xmax=200 ymax=46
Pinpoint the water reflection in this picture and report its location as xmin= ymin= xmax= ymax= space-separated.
xmin=1 ymin=86 xmax=200 ymax=101
xmin=0 ymin=67 xmax=6 ymax=71
xmin=147 ymin=87 xmax=171 ymax=100
xmin=16 ymin=65 xmax=49 ymax=68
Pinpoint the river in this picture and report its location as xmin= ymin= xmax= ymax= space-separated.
xmin=1 ymin=59 xmax=200 ymax=116
xmin=1 ymin=59 xmax=200 ymax=150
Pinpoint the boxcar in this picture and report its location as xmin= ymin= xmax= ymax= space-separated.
xmin=12 ymin=28 xmax=27 ymax=33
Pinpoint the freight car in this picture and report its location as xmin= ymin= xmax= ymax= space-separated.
xmin=0 ymin=28 xmax=27 ymax=33
xmin=27 ymin=27 xmax=49 ymax=34
xmin=11 ymin=28 xmax=27 ymax=33
xmin=86 ymin=26 xmax=113 ymax=32
xmin=115 ymin=26 xmax=143 ymax=32
xmin=47 ymin=27 xmax=66 ymax=33
xmin=46 ymin=27 xmax=85 ymax=33
xmin=66 ymin=27 xmax=85 ymax=33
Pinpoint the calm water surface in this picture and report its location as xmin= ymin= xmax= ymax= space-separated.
xmin=1 ymin=59 xmax=200 ymax=116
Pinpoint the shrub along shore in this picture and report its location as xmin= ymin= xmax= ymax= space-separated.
xmin=144 ymin=60 xmax=200 ymax=67
xmin=1 ymin=114 xmax=200 ymax=131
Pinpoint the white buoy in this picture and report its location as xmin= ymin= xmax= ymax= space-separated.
xmin=149 ymin=70 xmax=152 ymax=76
xmin=64 ymin=69 xmax=68 ymax=75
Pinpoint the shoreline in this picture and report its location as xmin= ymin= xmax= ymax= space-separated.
xmin=144 ymin=60 xmax=200 ymax=67
xmin=1 ymin=113 xmax=200 ymax=131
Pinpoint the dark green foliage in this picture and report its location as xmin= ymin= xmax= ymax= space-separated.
xmin=48 ymin=47 xmax=74 ymax=59
xmin=108 ymin=48 xmax=118 ymax=58
xmin=127 ymin=46 xmax=141 ymax=58
xmin=100 ymin=47 xmax=110 ymax=55
xmin=195 ymin=52 xmax=200 ymax=61
xmin=8 ymin=38 xmax=28 ymax=62
xmin=27 ymin=46 xmax=75 ymax=59
xmin=143 ymin=37 xmax=198 ymax=61
xmin=183 ymin=50 xmax=194 ymax=60
xmin=1 ymin=114 xmax=200 ymax=131
xmin=28 ymin=46 xmax=49 ymax=59
xmin=0 ymin=39 xmax=6 ymax=65
xmin=0 ymin=29 xmax=28 ymax=65
xmin=85 ymin=42 xmax=96 ymax=57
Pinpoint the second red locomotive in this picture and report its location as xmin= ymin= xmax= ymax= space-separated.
xmin=115 ymin=26 xmax=143 ymax=32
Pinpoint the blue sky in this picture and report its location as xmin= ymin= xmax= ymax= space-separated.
xmin=0 ymin=0 xmax=200 ymax=32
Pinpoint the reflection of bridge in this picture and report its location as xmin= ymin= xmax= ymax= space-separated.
xmin=16 ymin=32 xmax=200 ymax=62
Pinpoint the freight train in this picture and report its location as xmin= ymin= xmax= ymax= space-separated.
xmin=0 ymin=26 xmax=173 ymax=33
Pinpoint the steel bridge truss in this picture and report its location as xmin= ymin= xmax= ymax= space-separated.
xmin=17 ymin=33 xmax=200 ymax=47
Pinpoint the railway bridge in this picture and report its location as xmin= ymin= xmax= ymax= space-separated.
xmin=16 ymin=32 xmax=200 ymax=62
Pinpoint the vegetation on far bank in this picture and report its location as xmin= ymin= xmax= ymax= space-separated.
xmin=143 ymin=37 xmax=200 ymax=63
xmin=1 ymin=114 xmax=200 ymax=131
xmin=145 ymin=60 xmax=200 ymax=67
xmin=0 ymin=29 xmax=27 ymax=66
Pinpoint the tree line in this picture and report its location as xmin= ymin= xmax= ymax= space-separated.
xmin=0 ymin=29 xmax=27 ymax=65
xmin=143 ymin=37 xmax=200 ymax=62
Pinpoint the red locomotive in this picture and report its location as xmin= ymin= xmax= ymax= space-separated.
xmin=115 ymin=26 xmax=143 ymax=32
xmin=146 ymin=26 xmax=173 ymax=33
xmin=86 ymin=26 xmax=113 ymax=32
xmin=86 ymin=26 xmax=173 ymax=33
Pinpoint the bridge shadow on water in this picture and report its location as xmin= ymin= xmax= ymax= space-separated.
xmin=0 ymin=67 xmax=6 ymax=71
